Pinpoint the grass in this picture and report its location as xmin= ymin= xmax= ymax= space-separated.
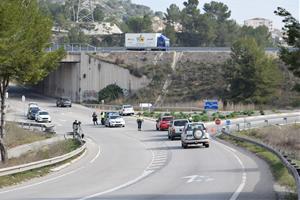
xmin=237 ymin=124 xmax=300 ymax=161
xmin=219 ymin=134 xmax=298 ymax=199
xmin=0 ymin=139 xmax=81 ymax=168
xmin=0 ymin=139 xmax=82 ymax=188
xmin=4 ymin=122 xmax=51 ymax=149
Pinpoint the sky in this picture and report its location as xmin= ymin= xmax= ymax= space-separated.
xmin=131 ymin=0 xmax=300 ymax=29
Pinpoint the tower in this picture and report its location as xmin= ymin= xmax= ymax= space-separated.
xmin=77 ymin=0 xmax=94 ymax=23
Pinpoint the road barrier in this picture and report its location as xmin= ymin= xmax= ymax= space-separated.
xmin=221 ymin=130 xmax=300 ymax=200
xmin=0 ymin=141 xmax=86 ymax=177
xmin=17 ymin=121 xmax=55 ymax=133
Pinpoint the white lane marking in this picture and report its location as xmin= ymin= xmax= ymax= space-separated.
xmin=90 ymin=145 xmax=101 ymax=163
xmin=229 ymin=153 xmax=247 ymax=200
xmin=78 ymin=148 xmax=156 ymax=200
xmin=214 ymin=140 xmax=237 ymax=153
xmin=216 ymin=140 xmax=247 ymax=200
xmin=0 ymin=167 xmax=85 ymax=194
xmin=182 ymin=175 xmax=214 ymax=183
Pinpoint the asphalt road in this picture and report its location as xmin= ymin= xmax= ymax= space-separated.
xmin=0 ymin=89 xmax=278 ymax=200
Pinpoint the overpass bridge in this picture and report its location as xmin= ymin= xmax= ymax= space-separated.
xmin=38 ymin=43 xmax=281 ymax=103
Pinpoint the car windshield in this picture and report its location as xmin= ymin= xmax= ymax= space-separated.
xmin=62 ymin=98 xmax=70 ymax=101
xmin=174 ymin=120 xmax=188 ymax=126
xmin=110 ymin=116 xmax=120 ymax=119
xmin=186 ymin=123 xmax=205 ymax=131
xmin=39 ymin=112 xmax=48 ymax=115
xmin=124 ymin=105 xmax=132 ymax=108
xmin=31 ymin=108 xmax=40 ymax=113
xmin=162 ymin=117 xmax=173 ymax=121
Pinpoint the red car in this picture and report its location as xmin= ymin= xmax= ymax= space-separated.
xmin=156 ymin=116 xmax=174 ymax=131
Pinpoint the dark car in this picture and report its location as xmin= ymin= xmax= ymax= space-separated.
xmin=27 ymin=106 xmax=40 ymax=120
xmin=56 ymin=97 xmax=72 ymax=107
xmin=156 ymin=116 xmax=174 ymax=131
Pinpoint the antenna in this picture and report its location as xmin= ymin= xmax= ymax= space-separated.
xmin=77 ymin=0 xmax=94 ymax=23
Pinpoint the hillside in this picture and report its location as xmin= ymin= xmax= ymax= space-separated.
xmin=92 ymin=51 xmax=300 ymax=108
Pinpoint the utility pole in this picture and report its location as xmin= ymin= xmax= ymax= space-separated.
xmin=77 ymin=0 xmax=94 ymax=23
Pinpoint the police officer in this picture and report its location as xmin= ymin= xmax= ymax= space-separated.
xmin=92 ymin=112 xmax=98 ymax=125
xmin=137 ymin=113 xmax=144 ymax=131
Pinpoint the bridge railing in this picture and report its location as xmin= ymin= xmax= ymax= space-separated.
xmin=47 ymin=43 xmax=284 ymax=53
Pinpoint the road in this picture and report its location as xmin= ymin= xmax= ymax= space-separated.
xmin=0 ymin=89 xmax=278 ymax=200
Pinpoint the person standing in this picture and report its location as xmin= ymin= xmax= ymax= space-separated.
xmin=101 ymin=111 xmax=105 ymax=125
xmin=137 ymin=113 xmax=144 ymax=131
xmin=92 ymin=112 xmax=98 ymax=125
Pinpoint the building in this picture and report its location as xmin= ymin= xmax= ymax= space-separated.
xmin=244 ymin=18 xmax=273 ymax=31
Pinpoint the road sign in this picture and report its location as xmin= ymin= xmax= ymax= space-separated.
xmin=204 ymin=100 xmax=218 ymax=110
xmin=225 ymin=120 xmax=231 ymax=126
xmin=215 ymin=118 xmax=221 ymax=125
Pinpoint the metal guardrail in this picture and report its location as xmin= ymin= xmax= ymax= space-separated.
xmin=221 ymin=130 xmax=300 ymax=200
xmin=47 ymin=43 xmax=283 ymax=53
xmin=0 ymin=141 xmax=86 ymax=177
xmin=16 ymin=121 xmax=55 ymax=133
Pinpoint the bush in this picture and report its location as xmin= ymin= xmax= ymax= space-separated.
xmin=98 ymin=84 xmax=124 ymax=103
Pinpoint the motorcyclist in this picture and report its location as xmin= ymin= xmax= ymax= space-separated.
xmin=137 ymin=113 xmax=144 ymax=131
xmin=92 ymin=112 xmax=98 ymax=125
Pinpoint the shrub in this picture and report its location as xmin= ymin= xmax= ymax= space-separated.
xmin=98 ymin=84 xmax=124 ymax=103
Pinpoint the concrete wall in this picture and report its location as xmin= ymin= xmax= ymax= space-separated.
xmin=36 ymin=52 xmax=150 ymax=102
xmin=79 ymin=53 xmax=150 ymax=102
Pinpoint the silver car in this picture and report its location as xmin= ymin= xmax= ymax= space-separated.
xmin=168 ymin=119 xmax=189 ymax=140
xmin=181 ymin=122 xmax=210 ymax=148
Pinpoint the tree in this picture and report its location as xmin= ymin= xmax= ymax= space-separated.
xmin=165 ymin=4 xmax=181 ymax=24
xmin=203 ymin=1 xmax=231 ymax=22
xmin=68 ymin=26 xmax=90 ymax=43
xmin=275 ymin=7 xmax=300 ymax=78
xmin=93 ymin=5 xmax=104 ymax=22
xmin=224 ymin=37 xmax=282 ymax=104
xmin=0 ymin=0 xmax=65 ymax=163
xmin=126 ymin=15 xmax=152 ymax=33
xmin=240 ymin=25 xmax=273 ymax=47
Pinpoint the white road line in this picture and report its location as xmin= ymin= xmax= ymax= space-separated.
xmin=0 ymin=167 xmax=85 ymax=194
xmin=216 ymin=140 xmax=247 ymax=200
xmin=78 ymin=146 xmax=156 ymax=200
xmin=229 ymin=153 xmax=247 ymax=200
xmin=90 ymin=145 xmax=101 ymax=163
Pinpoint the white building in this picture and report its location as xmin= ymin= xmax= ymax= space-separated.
xmin=244 ymin=18 xmax=273 ymax=31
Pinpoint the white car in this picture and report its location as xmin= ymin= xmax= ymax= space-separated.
xmin=35 ymin=111 xmax=51 ymax=123
xmin=120 ymin=105 xmax=134 ymax=116
xmin=181 ymin=122 xmax=210 ymax=148
xmin=105 ymin=115 xmax=125 ymax=127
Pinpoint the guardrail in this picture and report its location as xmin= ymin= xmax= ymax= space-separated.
xmin=47 ymin=43 xmax=285 ymax=53
xmin=16 ymin=121 xmax=55 ymax=133
xmin=0 ymin=141 xmax=86 ymax=177
xmin=221 ymin=130 xmax=300 ymax=200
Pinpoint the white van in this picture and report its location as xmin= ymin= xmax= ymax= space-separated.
xmin=120 ymin=105 xmax=135 ymax=116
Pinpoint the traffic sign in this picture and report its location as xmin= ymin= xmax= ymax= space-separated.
xmin=215 ymin=118 xmax=221 ymax=125
xmin=204 ymin=100 xmax=218 ymax=110
xmin=225 ymin=120 xmax=231 ymax=126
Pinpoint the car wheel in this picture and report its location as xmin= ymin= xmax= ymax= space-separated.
xmin=182 ymin=142 xmax=187 ymax=149
xmin=204 ymin=143 xmax=209 ymax=148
